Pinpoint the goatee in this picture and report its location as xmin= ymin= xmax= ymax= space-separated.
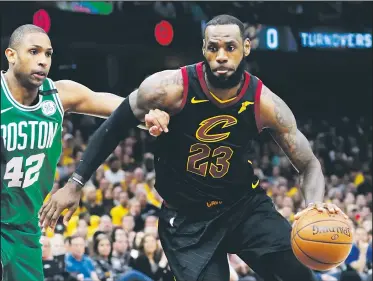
xmin=204 ymin=58 xmax=247 ymax=89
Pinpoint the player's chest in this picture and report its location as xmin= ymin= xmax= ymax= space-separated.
xmin=171 ymin=104 xmax=255 ymax=146
xmin=1 ymin=114 xmax=61 ymax=153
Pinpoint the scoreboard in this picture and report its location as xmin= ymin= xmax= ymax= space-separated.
xmin=201 ymin=21 xmax=372 ymax=52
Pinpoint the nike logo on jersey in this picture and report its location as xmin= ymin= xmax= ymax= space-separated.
xmin=191 ymin=97 xmax=209 ymax=104
xmin=1 ymin=107 xmax=13 ymax=114
xmin=238 ymin=101 xmax=254 ymax=114
xmin=252 ymin=179 xmax=260 ymax=189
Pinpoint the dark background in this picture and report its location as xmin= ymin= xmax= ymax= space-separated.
xmin=1 ymin=2 xmax=372 ymax=120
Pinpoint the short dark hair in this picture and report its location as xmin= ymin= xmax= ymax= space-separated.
xmin=92 ymin=234 xmax=111 ymax=256
xmin=204 ymin=14 xmax=245 ymax=40
xmin=8 ymin=24 xmax=47 ymax=49
xmin=111 ymin=226 xmax=127 ymax=243
xmin=108 ymin=156 xmax=119 ymax=164
xmin=70 ymin=234 xmax=84 ymax=244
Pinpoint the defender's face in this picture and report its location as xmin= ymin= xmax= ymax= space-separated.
xmin=203 ymin=25 xmax=247 ymax=80
xmin=9 ymin=32 xmax=52 ymax=88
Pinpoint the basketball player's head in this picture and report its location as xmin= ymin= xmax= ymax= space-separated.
xmin=5 ymin=24 xmax=52 ymax=88
xmin=202 ymin=15 xmax=250 ymax=89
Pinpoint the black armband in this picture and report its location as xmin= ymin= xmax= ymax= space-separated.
xmin=74 ymin=98 xmax=140 ymax=182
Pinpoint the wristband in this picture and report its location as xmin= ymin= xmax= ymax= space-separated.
xmin=69 ymin=173 xmax=85 ymax=187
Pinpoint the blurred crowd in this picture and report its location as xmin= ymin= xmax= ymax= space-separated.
xmin=41 ymin=114 xmax=372 ymax=281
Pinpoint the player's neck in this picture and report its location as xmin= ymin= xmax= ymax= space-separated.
xmin=205 ymin=72 xmax=243 ymax=101
xmin=4 ymin=71 xmax=39 ymax=106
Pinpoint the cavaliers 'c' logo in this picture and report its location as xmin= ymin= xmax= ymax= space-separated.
xmin=195 ymin=115 xmax=237 ymax=143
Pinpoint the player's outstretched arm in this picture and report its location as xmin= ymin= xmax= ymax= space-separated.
xmin=38 ymin=70 xmax=183 ymax=230
xmin=258 ymin=85 xmax=346 ymax=218
xmin=55 ymin=80 xmax=124 ymax=118
xmin=55 ymin=80 xmax=168 ymax=135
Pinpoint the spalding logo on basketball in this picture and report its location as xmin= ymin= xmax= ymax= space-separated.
xmin=291 ymin=209 xmax=353 ymax=271
xmin=41 ymin=101 xmax=56 ymax=116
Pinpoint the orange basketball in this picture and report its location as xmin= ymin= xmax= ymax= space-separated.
xmin=291 ymin=208 xmax=353 ymax=271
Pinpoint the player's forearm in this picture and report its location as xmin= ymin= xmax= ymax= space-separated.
xmin=299 ymin=157 xmax=325 ymax=205
xmin=73 ymin=98 xmax=140 ymax=185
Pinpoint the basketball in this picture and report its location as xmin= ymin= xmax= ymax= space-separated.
xmin=291 ymin=208 xmax=353 ymax=271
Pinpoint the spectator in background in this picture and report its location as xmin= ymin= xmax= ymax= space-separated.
xmin=102 ymin=187 xmax=115 ymax=215
xmin=113 ymin=145 xmax=123 ymax=160
xmin=110 ymin=191 xmax=129 ymax=226
xmin=143 ymin=215 xmax=158 ymax=237
xmin=105 ymin=156 xmax=125 ymax=184
xmin=93 ymin=166 xmax=106 ymax=188
xmin=122 ymin=215 xmax=137 ymax=247
xmin=76 ymin=219 xmax=89 ymax=240
xmin=112 ymin=185 xmax=123 ymax=206
xmin=51 ymin=234 xmax=67 ymax=257
xmin=132 ymin=232 xmax=145 ymax=251
xmin=345 ymin=227 xmax=371 ymax=280
xmin=83 ymin=185 xmax=105 ymax=217
xmin=97 ymin=178 xmax=111 ymax=202
xmin=122 ymin=215 xmax=135 ymax=234
xmin=128 ymin=199 xmax=145 ymax=232
xmin=136 ymin=188 xmax=159 ymax=218
xmin=111 ymin=227 xmax=127 ymax=242
xmin=111 ymin=234 xmax=132 ymax=274
xmin=133 ymin=167 xmax=146 ymax=185
xmin=98 ymin=215 xmax=113 ymax=236
xmin=65 ymin=235 xmax=100 ymax=281
xmin=41 ymin=236 xmax=71 ymax=281
xmin=91 ymin=235 xmax=114 ymax=281
xmin=111 ymin=232 xmax=154 ymax=281
xmin=131 ymin=234 xmax=169 ymax=281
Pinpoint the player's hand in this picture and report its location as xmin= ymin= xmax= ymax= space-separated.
xmin=294 ymin=202 xmax=348 ymax=220
xmin=38 ymin=181 xmax=82 ymax=231
xmin=145 ymin=109 xmax=170 ymax=136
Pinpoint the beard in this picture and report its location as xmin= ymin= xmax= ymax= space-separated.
xmin=204 ymin=57 xmax=247 ymax=89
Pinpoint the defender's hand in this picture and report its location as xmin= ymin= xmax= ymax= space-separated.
xmin=145 ymin=109 xmax=170 ymax=136
xmin=294 ymin=202 xmax=348 ymax=220
xmin=38 ymin=181 xmax=82 ymax=230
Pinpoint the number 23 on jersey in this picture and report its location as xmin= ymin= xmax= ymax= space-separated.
xmin=186 ymin=115 xmax=237 ymax=179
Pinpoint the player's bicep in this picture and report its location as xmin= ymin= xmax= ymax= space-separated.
xmin=129 ymin=69 xmax=184 ymax=120
xmin=56 ymin=80 xmax=123 ymax=117
xmin=260 ymin=86 xmax=314 ymax=173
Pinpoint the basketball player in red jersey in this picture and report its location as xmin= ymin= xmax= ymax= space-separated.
xmin=41 ymin=15 xmax=347 ymax=281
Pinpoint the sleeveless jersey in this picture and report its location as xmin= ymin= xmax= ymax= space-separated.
xmin=154 ymin=62 xmax=263 ymax=209
xmin=1 ymin=72 xmax=63 ymax=234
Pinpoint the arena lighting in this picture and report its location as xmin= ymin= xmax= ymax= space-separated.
xmin=33 ymin=9 xmax=51 ymax=33
xmin=155 ymin=20 xmax=174 ymax=46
